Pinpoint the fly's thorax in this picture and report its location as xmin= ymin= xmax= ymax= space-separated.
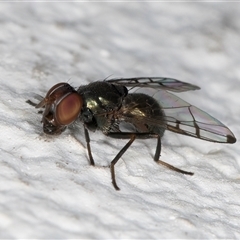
xmin=78 ymin=81 xmax=127 ymax=114
xmin=78 ymin=81 xmax=127 ymax=132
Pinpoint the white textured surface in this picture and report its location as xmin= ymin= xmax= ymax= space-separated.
xmin=0 ymin=3 xmax=239 ymax=239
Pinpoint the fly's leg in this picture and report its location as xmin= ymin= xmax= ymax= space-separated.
xmin=83 ymin=124 xmax=95 ymax=166
xmin=154 ymin=136 xmax=194 ymax=175
xmin=110 ymin=134 xmax=136 ymax=190
xmin=156 ymin=160 xmax=194 ymax=175
xmin=108 ymin=132 xmax=193 ymax=190
xmin=107 ymin=132 xmax=159 ymax=190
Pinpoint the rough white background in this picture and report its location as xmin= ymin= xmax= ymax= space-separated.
xmin=0 ymin=2 xmax=239 ymax=239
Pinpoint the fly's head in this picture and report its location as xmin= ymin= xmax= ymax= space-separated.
xmin=36 ymin=83 xmax=83 ymax=135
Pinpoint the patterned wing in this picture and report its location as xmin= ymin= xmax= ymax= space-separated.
xmin=106 ymin=77 xmax=200 ymax=92
xmin=134 ymin=88 xmax=236 ymax=143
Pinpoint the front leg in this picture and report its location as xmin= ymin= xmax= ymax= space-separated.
xmin=83 ymin=124 xmax=95 ymax=166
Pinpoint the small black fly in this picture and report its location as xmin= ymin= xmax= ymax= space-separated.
xmin=27 ymin=77 xmax=236 ymax=190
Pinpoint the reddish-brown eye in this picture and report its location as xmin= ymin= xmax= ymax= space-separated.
xmin=56 ymin=93 xmax=83 ymax=125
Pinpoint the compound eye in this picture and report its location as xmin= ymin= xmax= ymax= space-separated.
xmin=56 ymin=93 xmax=83 ymax=125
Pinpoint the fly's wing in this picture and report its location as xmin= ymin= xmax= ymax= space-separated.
xmin=106 ymin=77 xmax=200 ymax=92
xmin=134 ymin=88 xmax=236 ymax=144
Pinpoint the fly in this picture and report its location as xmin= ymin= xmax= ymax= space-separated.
xmin=27 ymin=77 xmax=237 ymax=190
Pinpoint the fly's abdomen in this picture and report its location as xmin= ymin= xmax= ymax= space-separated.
xmin=120 ymin=93 xmax=166 ymax=137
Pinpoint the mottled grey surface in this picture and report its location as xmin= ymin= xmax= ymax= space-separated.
xmin=0 ymin=2 xmax=239 ymax=238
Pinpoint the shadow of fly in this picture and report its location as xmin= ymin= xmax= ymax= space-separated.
xmin=27 ymin=77 xmax=236 ymax=190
